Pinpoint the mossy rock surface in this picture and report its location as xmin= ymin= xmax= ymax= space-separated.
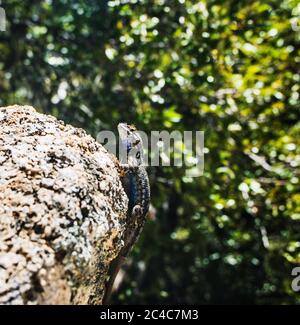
xmin=0 ymin=105 xmax=128 ymax=305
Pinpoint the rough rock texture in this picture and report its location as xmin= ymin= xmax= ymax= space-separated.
xmin=0 ymin=105 xmax=128 ymax=304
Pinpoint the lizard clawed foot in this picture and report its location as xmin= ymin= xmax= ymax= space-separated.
xmin=132 ymin=205 xmax=143 ymax=218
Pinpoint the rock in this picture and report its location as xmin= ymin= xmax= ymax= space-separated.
xmin=0 ymin=105 xmax=128 ymax=304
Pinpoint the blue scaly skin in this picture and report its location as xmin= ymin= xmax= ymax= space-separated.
xmin=103 ymin=123 xmax=150 ymax=304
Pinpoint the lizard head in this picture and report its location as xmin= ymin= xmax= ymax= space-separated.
xmin=118 ymin=123 xmax=144 ymax=167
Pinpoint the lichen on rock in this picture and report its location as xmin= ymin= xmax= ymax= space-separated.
xmin=0 ymin=105 xmax=128 ymax=304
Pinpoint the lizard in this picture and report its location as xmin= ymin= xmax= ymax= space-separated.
xmin=102 ymin=123 xmax=150 ymax=304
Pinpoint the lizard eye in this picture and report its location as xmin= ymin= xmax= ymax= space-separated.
xmin=136 ymin=151 xmax=141 ymax=160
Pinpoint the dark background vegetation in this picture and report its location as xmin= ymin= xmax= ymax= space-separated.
xmin=0 ymin=0 xmax=299 ymax=304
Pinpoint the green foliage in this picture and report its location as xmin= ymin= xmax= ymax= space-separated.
xmin=0 ymin=0 xmax=299 ymax=304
